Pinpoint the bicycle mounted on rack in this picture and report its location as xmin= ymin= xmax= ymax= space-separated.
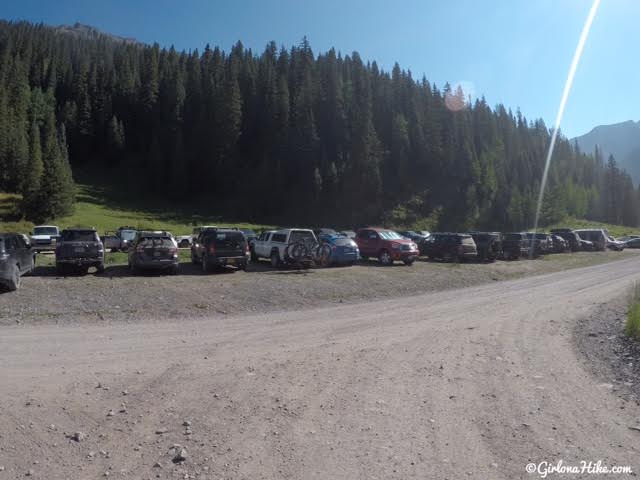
xmin=250 ymin=228 xmax=332 ymax=268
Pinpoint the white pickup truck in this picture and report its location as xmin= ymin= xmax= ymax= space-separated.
xmin=175 ymin=225 xmax=220 ymax=248
xmin=30 ymin=225 xmax=61 ymax=252
xmin=250 ymin=228 xmax=317 ymax=267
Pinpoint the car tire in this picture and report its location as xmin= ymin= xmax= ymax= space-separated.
xmin=96 ymin=263 xmax=105 ymax=274
xmin=6 ymin=265 xmax=20 ymax=291
xmin=270 ymin=251 xmax=280 ymax=268
xmin=250 ymin=247 xmax=258 ymax=263
xmin=170 ymin=265 xmax=179 ymax=275
xmin=378 ymin=250 xmax=392 ymax=266
xmin=239 ymin=262 xmax=248 ymax=271
xmin=56 ymin=263 xmax=66 ymax=276
xmin=202 ymin=256 xmax=212 ymax=273
xmin=403 ymin=258 xmax=414 ymax=266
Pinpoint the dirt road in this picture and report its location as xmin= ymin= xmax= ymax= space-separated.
xmin=2 ymin=249 xmax=636 ymax=326
xmin=1 ymin=258 xmax=640 ymax=479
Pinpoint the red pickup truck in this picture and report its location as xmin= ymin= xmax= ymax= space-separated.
xmin=355 ymin=227 xmax=419 ymax=266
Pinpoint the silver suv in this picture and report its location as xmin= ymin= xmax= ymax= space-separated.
xmin=128 ymin=231 xmax=179 ymax=275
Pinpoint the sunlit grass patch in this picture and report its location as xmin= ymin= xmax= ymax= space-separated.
xmin=625 ymin=282 xmax=640 ymax=341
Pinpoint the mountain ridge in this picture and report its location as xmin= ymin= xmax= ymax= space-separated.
xmin=54 ymin=22 xmax=138 ymax=44
xmin=573 ymin=120 xmax=640 ymax=183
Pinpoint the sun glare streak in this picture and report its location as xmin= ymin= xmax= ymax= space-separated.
xmin=532 ymin=0 xmax=601 ymax=234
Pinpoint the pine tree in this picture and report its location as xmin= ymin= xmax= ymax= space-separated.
xmin=35 ymin=111 xmax=75 ymax=222
xmin=21 ymin=121 xmax=43 ymax=220
xmin=0 ymin=20 xmax=636 ymax=228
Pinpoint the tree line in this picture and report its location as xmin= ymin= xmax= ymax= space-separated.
xmin=0 ymin=20 xmax=637 ymax=229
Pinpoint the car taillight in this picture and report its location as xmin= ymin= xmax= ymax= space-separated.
xmin=331 ymin=245 xmax=337 ymax=251
xmin=245 ymin=244 xmax=250 ymax=253
xmin=208 ymin=244 xmax=216 ymax=254
xmin=136 ymin=245 xmax=145 ymax=253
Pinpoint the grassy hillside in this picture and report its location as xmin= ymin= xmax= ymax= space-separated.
xmin=0 ymin=184 xmax=272 ymax=235
xmin=545 ymin=218 xmax=640 ymax=238
xmin=0 ymin=192 xmax=32 ymax=233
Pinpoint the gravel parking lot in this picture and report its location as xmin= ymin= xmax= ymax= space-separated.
xmin=2 ymin=250 xmax=638 ymax=326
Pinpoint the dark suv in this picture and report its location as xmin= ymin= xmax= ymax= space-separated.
xmin=501 ymin=233 xmax=528 ymax=260
xmin=469 ymin=232 xmax=502 ymax=262
xmin=55 ymin=228 xmax=105 ymax=274
xmin=0 ymin=233 xmax=36 ymax=291
xmin=550 ymin=228 xmax=581 ymax=251
xmin=128 ymin=231 xmax=179 ymax=275
xmin=421 ymin=233 xmax=477 ymax=262
xmin=524 ymin=233 xmax=551 ymax=256
xmin=191 ymin=228 xmax=249 ymax=272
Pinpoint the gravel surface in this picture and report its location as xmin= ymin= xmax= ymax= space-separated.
xmin=1 ymin=257 xmax=640 ymax=478
xmin=574 ymin=295 xmax=640 ymax=407
xmin=1 ymin=250 xmax=638 ymax=325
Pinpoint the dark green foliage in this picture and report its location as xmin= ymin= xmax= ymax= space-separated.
xmin=27 ymin=112 xmax=75 ymax=222
xmin=0 ymin=20 xmax=638 ymax=228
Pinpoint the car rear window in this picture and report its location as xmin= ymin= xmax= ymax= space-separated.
xmin=205 ymin=232 xmax=244 ymax=246
xmin=289 ymin=231 xmax=314 ymax=243
xmin=140 ymin=237 xmax=174 ymax=247
xmin=62 ymin=230 xmax=97 ymax=242
xmin=33 ymin=227 xmax=58 ymax=236
xmin=120 ymin=230 xmax=137 ymax=241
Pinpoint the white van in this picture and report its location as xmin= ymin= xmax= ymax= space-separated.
xmin=574 ymin=229 xmax=607 ymax=251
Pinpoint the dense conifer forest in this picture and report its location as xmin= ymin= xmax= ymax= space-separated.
xmin=0 ymin=20 xmax=637 ymax=227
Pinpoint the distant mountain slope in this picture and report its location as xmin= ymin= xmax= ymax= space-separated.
xmin=574 ymin=120 xmax=640 ymax=183
xmin=54 ymin=22 xmax=137 ymax=44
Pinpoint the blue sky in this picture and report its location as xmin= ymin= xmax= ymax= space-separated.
xmin=1 ymin=0 xmax=638 ymax=138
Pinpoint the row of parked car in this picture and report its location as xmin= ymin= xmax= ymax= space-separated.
xmin=0 ymin=223 xmax=634 ymax=292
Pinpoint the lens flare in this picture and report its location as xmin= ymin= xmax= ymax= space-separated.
xmin=532 ymin=0 xmax=601 ymax=239
xmin=444 ymin=81 xmax=475 ymax=112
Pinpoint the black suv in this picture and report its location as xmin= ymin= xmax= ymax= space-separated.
xmin=524 ymin=233 xmax=551 ymax=256
xmin=469 ymin=232 xmax=502 ymax=262
xmin=191 ymin=228 xmax=248 ymax=272
xmin=550 ymin=228 xmax=581 ymax=251
xmin=56 ymin=228 xmax=105 ymax=274
xmin=0 ymin=233 xmax=36 ymax=291
xmin=421 ymin=233 xmax=477 ymax=262
xmin=501 ymin=233 xmax=529 ymax=260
